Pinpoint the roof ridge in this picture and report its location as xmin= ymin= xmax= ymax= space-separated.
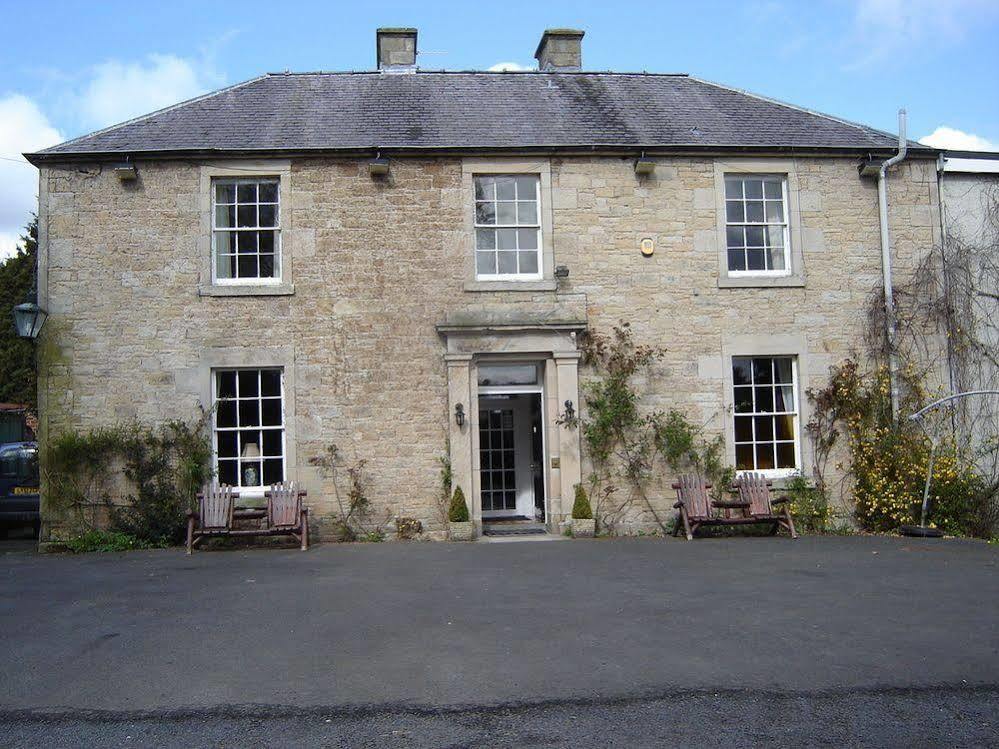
xmin=686 ymin=75 xmax=908 ymax=147
xmin=263 ymin=70 xmax=691 ymax=77
xmin=36 ymin=74 xmax=271 ymax=154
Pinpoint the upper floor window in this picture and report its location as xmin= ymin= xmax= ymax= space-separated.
xmin=724 ymin=175 xmax=789 ymax=275
xmin=212 ymin=178 xmax=281 ymax=284
xmin=732 ymin=356 xmax=799 ymax=476
xmin=473 ymin=175 xmax=542 ymax=280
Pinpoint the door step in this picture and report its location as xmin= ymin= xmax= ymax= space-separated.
xmin=482 ymin=522 xmax=548 ymax=536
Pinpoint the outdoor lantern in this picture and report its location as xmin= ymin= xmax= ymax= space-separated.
xmin=634 ymin=156 xmax=655 ymax=175
xmin=368 ymin=156 xmax=390 ymax=176
xmin=554 ymin=264 xmax=570 ymax=280
xmin=563 ymin=400 xmax=575 ymax=422
xmin=12 ymin=302 xmax=47 ymax=340
xmin=454 ymin=403 xmax=465 ymax=427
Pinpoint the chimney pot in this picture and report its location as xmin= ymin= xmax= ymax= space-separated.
xmin=534 ymin=28 xmax=584 ymax=71
xmin=376 ymin=27 xmax=418 ymax=72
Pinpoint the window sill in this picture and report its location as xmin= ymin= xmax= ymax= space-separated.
xmin=718 ymin=275 xmax=805 ymax=289
xmin=463 ymin=280 xmax=557 ymax=292
xmin=199 ymin=283 xmax=295 ymax=297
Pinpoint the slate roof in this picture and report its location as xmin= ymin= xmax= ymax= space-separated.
xmin=27 ymin=71 xmax=931 ymax=162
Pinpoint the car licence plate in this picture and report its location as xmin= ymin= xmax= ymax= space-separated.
xmin=12 ymin=486 xmax=37 ymax=495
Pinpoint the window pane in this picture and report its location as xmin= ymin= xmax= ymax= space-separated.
xmin=764 ymin=179 xmax=783 ymax=199
xmin=263 ymin=458 xmax=284 ymax=485
xmin=495 ymin=177 xmax=516 ymax=200
xmin=214 ymin=231 xmax=233 ymax=255
xmin=478 ymin=364 xmax=538 ymax=386
xmin=238 ymin=370 xmax=259 ymax=397
xmin=734 ymin=386 xmax=753 ymax=413
xmin=476 ymin=251 xmax=496 ymax=275
xmin=474 ymin=176 xmax=495 ymax=200
xmin=218 ymin=459 xmax=238 ymax=486
xmin=727 ymin=249 xmax=746 ymax=271
xmin=768 ymin=246 xmax=786 ymax=271
xmin=215 ymin=205 xmax=234 ymax=228
xmin=776 ymin=442 xmax=796 ymax=468
xmin=732 ymin=358 xmax=752 ymax=385
xmin=726 ymin=226 xmax=744 ymax=249
xmin=755 ymin=386 xmax=774 ymax=412
xmin=237 ymin=183 xmax=256 ymax=202
xmin=514 ymin=175 xmax=537 ymax=198
xmin=497 ymin=228 xmax=517 ymax=250
xmin=238 ymin=399 xmax=260 ymax=427
xmin=496 ymin=202 xmax=516 ymax=224
xmin=765 ymin=200 xmax=784 ymax=222
xmin=261 ymin=398 xmax=282 ymax=426
xmin=775 ymin=385 xmax=795 ymax=411
xmin=217 ymin=371 xmax=236 ymax=398
xmin=238 ymin=430 xmax=261 ymax=457
xmin=746 ymin=201 xmax=764 ymax=223
xmin=237 ymin=205 xmax=256 ymax=227
xmin=775 ymin=414 xmax=795 ymax=441
xmin=217 ymin=431 xmax=238 ymax=459
xmin=258 ymin=204 xmax=277 ymax=227
xmin=734 ymin=416 xmax=753 ymax=442
xmin=475 ymin=202 xmax=496 ymax=225
xmin=752 ymin=358 xmax=773 ymax=384
xmin=736 ymin=444 xmax=754 ymax=470
xmin=726 ymin=201 xmax=745 ymax=223
xmin=262 ymin=429 xmax=283 ymax=456
xmin=745 ymin=180 xmax=764 ymax=199
xmin=746 ymin=249 xmax=766 ymax=271
xmin=774 ymin=358 xmax=793 ymax=384
xmin=497 ymin=251 xmax=518 ymax=274
xmin=725 ymin=178 xmax=743 ymax=199
xmin=519 ymin=251 xmax=538 ymax=274
xmin=237 ymin=255 xmax=258 ymax=278
xmin=236 ymin=232 xmax=257 ymax=253
xmin=217 ymin=400 xmax=237 ymax=428
xmin=259 ymin=231 xmax=275 ymax=254
xmin=215 ymin=182 xmax=235 ymax=204
xmin=258 ymin=182 xmax=278 ymax=203
xmin=755 ymin=444 xmax=775 ymax=470
xmin=261 ymin=369 xmax=281 ymax=396
xmin=745 ymin=226 xmax=765 ymax=246
xmin=754 ymin=416 xmax=774 ymax=441
xmin=259 ymin=254 xmax=275 ymax=277
xmin=475 ymin=228 xmax=496 ymax=250
xmin=241 ymin=461 xmax=262 ymax=487
xmin=517 ymin=228 xmax=538 ymax=250
xmin=517 ymin=201 xmax=538 ymax=224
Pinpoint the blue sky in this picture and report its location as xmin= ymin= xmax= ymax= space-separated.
xmin=2 ymin=0 xmax=997 ymax=256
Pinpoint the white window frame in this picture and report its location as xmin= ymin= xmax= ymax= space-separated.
xmin=473 ymin=174 xmax=543 ymax=282
xmin=724 ymin=174 xmax=791 ymax=278
xmin=731 ymin=355 xmax=800 ymax=478
xmin=211 ymin=177 xmax=283 ymax=286
xmin=211 ymin=367 xmax=287 ymax=497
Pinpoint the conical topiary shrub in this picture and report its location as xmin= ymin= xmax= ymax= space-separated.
xmin=571 ymin=484 xmax=593 ymax=520
xmin=448 ymin=486 xmax=470 ymax=523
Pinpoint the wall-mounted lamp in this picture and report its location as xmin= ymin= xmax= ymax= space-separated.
xmin=368 ymin=156 xmax=390 ymax=177
xmin=113 ymin=163 xmax=138 ymax=181
xmin=563 ymin=400 xmax=575 ymax=422
xmin=554 ymin=265 xmax=570 ymax=280
xmin=634 ymin=156 xmax=655 ymax=175
xmin=12 ymin=302 xmax=47 ymax=339
xmin=454 ymin=403 xmax=465 ymax=427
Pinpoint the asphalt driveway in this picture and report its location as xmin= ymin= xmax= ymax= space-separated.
xmin=1 ymin=536 xmax=997 ymax=746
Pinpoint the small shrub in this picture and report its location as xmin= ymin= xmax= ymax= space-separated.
xmin=448 ymin=486 xmax=470 ymax=522
xmin=571 ymin=484 xmax=593 ymax=520
xmin=64 ymin=530 xmax=154 ymax=553
xmin=784 ymin=474 xmax=830 ymax=534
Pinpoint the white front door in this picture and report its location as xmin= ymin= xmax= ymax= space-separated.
xmin=478 ymin=396 xmax=535 ymax=518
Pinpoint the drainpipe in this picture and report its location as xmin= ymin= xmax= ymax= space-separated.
xmin=878 ymin=109 xmax=908 ymax=422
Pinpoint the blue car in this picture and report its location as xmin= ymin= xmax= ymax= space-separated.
xmin=0 ymin=441 xmax=39 ymax=537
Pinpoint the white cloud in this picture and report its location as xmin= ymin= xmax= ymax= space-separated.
xmin=0 ymin=95 xmax=64 ymax=260
xmin=487 ymin=61 xmax=534 ymax=72
xmin=919 ymin=127 xmax=998 ymax=152
xmin=78 ymin=54 xmax=224 ymax=129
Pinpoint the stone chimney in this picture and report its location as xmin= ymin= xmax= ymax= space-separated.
xmin=534 ymin=29 xmax=584 ymax=71
xmin=376 ymin=28 xmax=418 ymax=72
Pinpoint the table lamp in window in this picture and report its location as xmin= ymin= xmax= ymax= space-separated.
xmin=241 ymin=442 xmax=261 ymax=486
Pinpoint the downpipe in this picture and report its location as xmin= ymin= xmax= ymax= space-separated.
xmin=878 ymin=109 xmax=908 ymax=422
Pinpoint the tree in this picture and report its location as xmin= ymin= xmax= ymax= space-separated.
xmin=0 ymin=216 xmax=38 ymax=407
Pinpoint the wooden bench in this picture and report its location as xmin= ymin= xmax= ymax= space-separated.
xmin=186 ymin=482 xmax=309 ymax=553
xmin=672 ymin=472 xmax=797 ymax=540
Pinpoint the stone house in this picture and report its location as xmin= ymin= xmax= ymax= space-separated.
xmin=26 ymin=28 xmax=943 ymax=539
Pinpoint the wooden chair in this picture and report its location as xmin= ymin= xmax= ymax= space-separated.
xmin=732 ymin=472 xmax=798 ymax=539
xmin=186 ymin=483 xmax=238 ymax=554
xmin=672 ymin=474 xmax=715 ymax=540
xmin=265 ymin=482 xmax=309 ymax=551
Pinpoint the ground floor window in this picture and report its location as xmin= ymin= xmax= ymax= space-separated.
xmin=732 ymin=356 xmax=798 ymax=474
xmin=212 ymin=368 xmax=285 ymax=491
